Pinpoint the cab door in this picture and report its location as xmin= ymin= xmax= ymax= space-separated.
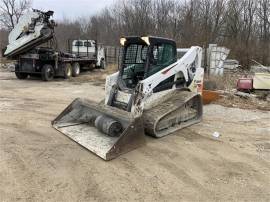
xmin=146 ymin=43 xmax=176 ymax=77
xmin=146 ymin=43 xmax=177 ymax=92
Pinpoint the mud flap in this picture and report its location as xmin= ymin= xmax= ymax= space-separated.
xmin=52 ymin=98 xmax=145 ymax=160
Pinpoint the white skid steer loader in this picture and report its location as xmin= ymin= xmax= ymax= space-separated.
xmin=52 ymin=36 xmax=204 ymax=160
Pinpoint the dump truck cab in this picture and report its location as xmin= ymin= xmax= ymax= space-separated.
xmin=72 ymin=40 xmax=96 ymax=57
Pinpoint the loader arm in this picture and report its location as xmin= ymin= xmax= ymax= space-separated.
xmin=140 ymin=46 xmax=202 ymax=94
xmin=131 ymin=46 xmax=203 ymax=116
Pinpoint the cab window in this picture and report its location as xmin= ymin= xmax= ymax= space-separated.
xmin=74 ymin=41 xmax=83 ymax=46
xmin=84 ymin=41 xmax=92 ymax=47
xmin=147 ymin=43 xmax=176 ymax=77
xmin=121 ymin=44 xmax=148 ymax=88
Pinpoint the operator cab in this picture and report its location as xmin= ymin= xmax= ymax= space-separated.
xmin=119 ymin=36 xmax=177 ymax=89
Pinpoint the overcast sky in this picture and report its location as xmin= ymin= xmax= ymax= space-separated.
xmin=32 ymin=0 xmax=115 ymax=20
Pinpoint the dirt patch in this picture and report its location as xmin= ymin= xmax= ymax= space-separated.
xmin=0 ymin=71 xmax=269 ymax=201
xmin=204 ymin=70 xmax=252 ymax=91
xmin=214 ymin=92 xmax=270 ymax=111
xmin=68 ymin=64 xmax=117 ymax=84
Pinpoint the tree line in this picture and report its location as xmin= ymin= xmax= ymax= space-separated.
xmin=1 ymin=0 xmax=270 ymax=68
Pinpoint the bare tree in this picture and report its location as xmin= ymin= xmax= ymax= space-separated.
xmin=1 ymin=0 xmax=269 ymax=67
xmin=0 ymin=28 xmax=8 ymax=56
xmin=54 ymin=18 xmax=81 ymax=51
xmin=68 ymin=0 xmax=268 ymax=67
xmin=0 ymin=0 xmax=31 ymax=30
xmin=257 ymin=0 xmax=270 ymax=64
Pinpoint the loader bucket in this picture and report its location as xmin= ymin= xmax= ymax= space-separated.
xmin=52 ymin=98 xmax=145 ymax=160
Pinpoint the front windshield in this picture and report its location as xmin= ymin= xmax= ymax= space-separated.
xmin=121 ymin=44 xmax=148 ymax=88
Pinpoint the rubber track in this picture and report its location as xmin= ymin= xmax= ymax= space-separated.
xmin=143 ymin=90 xmax=202 ymax=137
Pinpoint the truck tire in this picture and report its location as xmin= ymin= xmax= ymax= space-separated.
xmin=15 ymin=64 xmax=28 ymax=79
xmin=100 ymin=59 xmax=106 ymax=69
xmin=72 ymin=62 xmax=80 ymax=77
xmin=64 ymin=63 xmax=72 ymax=79
xmin=42 ymin=64 xmax=54 ymax=81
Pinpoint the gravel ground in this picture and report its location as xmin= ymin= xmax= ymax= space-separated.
xmin=0 ymin=70 xmax=270 ymax=201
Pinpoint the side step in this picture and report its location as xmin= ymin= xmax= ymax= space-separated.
xmin=52 ymin=98 xmax=145 ymax=160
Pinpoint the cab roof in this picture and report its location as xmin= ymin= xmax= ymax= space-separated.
xmin=121 ymin=36 xmax=176 ymax=47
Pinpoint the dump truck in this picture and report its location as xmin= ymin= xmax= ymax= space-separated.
xmin=3 ymin=9 xmax=105 ymax=81
xmin=52 ymin=36 xmax=204 ymax=160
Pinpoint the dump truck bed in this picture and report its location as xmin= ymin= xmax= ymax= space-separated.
xmin=4 ymin=10 xmax=55 ymax=58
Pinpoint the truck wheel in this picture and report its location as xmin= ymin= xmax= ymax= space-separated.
xmin=72 ymin=63 xmax=80 ymax=77
xmin=64 ymin=63 xmax=72 ymax=79
xmin=15 ymin=64 xmax=28 ymax=79
xmin=42 ymin=64 xmax=54 ymax=81
xmin=100 ymin=60 xmax=106 ymax=69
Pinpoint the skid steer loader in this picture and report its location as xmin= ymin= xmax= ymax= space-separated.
xmin=52 ymin=36 xmax=204 ymax=160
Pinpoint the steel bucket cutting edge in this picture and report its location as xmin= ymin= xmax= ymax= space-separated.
xmin=52 ymin=98 xmax=146 ymax=160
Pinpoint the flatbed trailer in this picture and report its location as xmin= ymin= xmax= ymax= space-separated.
xmin=15 ymin=42 xmax=105 ymax=81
